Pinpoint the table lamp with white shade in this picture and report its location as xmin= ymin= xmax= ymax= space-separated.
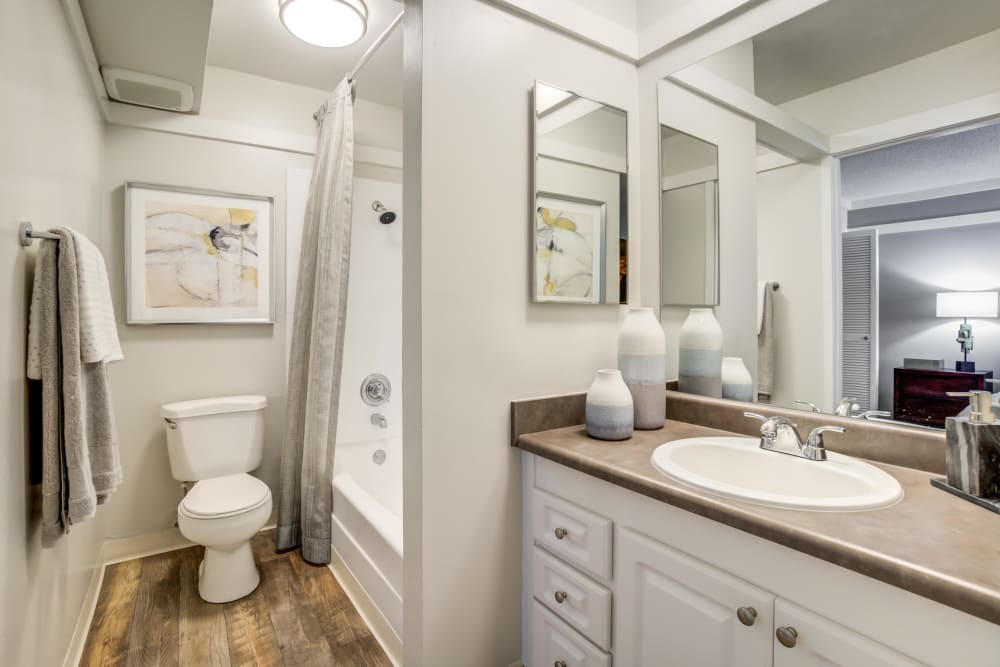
xmin=936 ymin=291 xmax=999 ymax=372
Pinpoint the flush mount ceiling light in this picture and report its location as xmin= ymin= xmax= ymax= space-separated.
xmin=279 ymin=0 xmax=368 ymax=48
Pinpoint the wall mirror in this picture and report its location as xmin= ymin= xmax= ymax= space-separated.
xmin=659 ymin=126 xmax=719 ymax=306
xmin=657 ymin=0 xmax=1000 ymax=429
xmin=533 ymin=81 xmax=628 ymax=304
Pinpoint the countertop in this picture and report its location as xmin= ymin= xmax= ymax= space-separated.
xmin=517 ymin=419 xmax=1000 ymax=625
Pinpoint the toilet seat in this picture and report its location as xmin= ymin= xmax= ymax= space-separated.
xmin=179 ymin=473 xmax=271 ymax=519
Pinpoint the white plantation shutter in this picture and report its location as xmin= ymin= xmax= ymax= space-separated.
xmin=841 ymin=230 xmax=878 ymax=410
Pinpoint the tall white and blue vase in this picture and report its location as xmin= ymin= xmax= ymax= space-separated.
xmin=585 ymin=370 xmax=634 ymax=441
xmin=721 ymin=357 xmax=754 ymax=402
xmin=618 ymin=307 xmax=667 ymax=429
xmin=678 ymin=308 xmax=723 ymax=397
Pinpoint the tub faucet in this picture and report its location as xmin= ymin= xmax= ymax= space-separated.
xmin=370 ymin=413 xmax=388 ymax=429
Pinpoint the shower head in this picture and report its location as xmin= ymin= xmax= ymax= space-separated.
xmin=371 ymin=200 xmax=397 ymax=225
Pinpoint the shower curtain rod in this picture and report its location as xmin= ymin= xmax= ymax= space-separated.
xmin=313 ymin=11 xmax=404 ymax=121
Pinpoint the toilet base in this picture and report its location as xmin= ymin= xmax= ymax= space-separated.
xmin=198 ymin=540 xmax=260 ymax=603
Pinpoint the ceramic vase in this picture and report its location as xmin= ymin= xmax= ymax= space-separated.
xmin=618 ymin=307 xmax=667 ymax=430
xmin=721 ymin=357 xmax=753 ymax=402
xmin=585 ymin=369 xmax=634 ymax=441
xmin=678 ymin=308 xmax=723 ymax=397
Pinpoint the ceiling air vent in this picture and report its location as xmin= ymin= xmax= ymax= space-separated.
xmin=101 ymin=67 xmax=194 ymax=113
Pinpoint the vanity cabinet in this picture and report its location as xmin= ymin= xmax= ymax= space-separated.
xmin=522 ymin=452 xmax=999 ymax=667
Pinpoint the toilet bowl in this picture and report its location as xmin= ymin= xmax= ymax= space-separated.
xmin=177 ymin=473 xmax=273 ymax=603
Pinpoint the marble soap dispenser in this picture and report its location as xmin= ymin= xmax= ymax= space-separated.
xmin=944 ymin=390 xmax=1000 ymax=497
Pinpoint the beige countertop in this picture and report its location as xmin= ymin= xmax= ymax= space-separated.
xmin=517 ymin=419 xmax=1000 ymax=626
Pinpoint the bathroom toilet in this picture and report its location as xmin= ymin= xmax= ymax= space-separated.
xmin=161 ymin=395 xmax=272 ymax=604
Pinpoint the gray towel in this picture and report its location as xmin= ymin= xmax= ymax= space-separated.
xmin=32 ymin=229 xmax=123 ymax=546
xmin=757 ymin=281 xmax=776 ymax=402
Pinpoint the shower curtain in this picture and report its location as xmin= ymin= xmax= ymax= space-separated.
xmin=277 ymin=78 xmax=354 ymax=564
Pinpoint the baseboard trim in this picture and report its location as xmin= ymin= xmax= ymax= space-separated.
xmin=328 ymin=547 xmax=403 ymax=667
xmin=101 ymin=527 xmax=195 ymax=564
xmin=62 ymin=561 xmax=106 ymax=667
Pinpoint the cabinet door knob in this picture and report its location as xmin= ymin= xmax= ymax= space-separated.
xmin=736 ymin=606 xmax=757 ymax=626
xmin=776 ymin=626 xmax=798 ymax=648
xmin=555 ymin=662 xmax=567 ymax=667
xmin=554 ymin=590 xmax=568 ymax=604
xmin=554 ymin=527 xmax=568 ymax=540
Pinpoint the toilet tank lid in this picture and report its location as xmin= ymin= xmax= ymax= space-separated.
xmin=161 ymin=395 xmax=267 ymax=419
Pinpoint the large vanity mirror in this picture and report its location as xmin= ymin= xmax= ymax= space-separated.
xmin=657 ymin=0 xmax=1000 ymax=429
xmin=660 ymin=126 xmax=719 ymax=306
xmin=533 ymin=81 xmax=628 ymax=304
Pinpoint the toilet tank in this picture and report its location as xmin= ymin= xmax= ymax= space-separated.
xmin=161 ymin=395 xmax=267 ymax=481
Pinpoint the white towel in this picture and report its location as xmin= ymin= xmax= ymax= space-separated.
xmin=69 ymin=229 xmax=123 ymax=364
xmin=27 ymin=229 xmax=122 ymax=379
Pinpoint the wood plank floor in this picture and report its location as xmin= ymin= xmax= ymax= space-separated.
xmin=81 ymin=530 xmax=392 ymax=667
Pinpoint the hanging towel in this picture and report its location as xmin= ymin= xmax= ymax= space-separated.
xmin=28 ymin=228 xmax=124 ymax=547
xmin=757 ymin=281 xmax=776 ymax=403
xmin=70 ymin=229 xmax=123 ymax=364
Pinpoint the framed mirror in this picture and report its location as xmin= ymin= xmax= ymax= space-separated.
xmin=533 ymin=81 xmax=628 ymax=304
xmin=659 ymin=126 xmax=720 ymax=306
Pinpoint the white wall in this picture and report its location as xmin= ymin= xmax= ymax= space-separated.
xmin=657 ymin=79 xmax=758 ymax=381
xmin=405 ymin=0 xmax=638 ymax=663
xmin=757 ymin=160 xmax=833 ymax=409
xmin=99 ymin=126 xmax=313 ymax=539
xmin=0 ymin=0 xmax=107 ymax=665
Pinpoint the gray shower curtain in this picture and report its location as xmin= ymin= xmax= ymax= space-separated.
xmin=277 ymin=78 xmax=354 ymax=564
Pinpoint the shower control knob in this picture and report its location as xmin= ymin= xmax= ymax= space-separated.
xmin=554 ymin=527 xmax=568 ymax=540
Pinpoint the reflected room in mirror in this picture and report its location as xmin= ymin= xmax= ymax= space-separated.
xmin=533 ymin=81 xmax=628 ymax=304
xmin=659 ymin=126 xmax=719 ymax=307
xmin=657 ymin=0 xmax=1000 ymax=429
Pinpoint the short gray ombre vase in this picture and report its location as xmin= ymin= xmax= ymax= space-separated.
xmin=585 ymin=369 xmax=634 ymax=441
xmin=618 ymin=307 xmax=667 ymax=429
xmin=721 ymin=356 xmax=754 ymax=402
xmin=678 ymin=308 xmax=723 ymax=397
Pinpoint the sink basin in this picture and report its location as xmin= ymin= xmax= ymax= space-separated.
xmin=651 ymin=437 xmax=903 ymax=511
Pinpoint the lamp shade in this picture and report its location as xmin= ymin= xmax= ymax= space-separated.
xmin=935 ymin=291 xmax=998 ymax=318
xmin=279 ymin=0 xmax=368 ymax=48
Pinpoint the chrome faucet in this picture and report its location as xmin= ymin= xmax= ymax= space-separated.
xmin=833 ymin=398 xmax=861 ymax=417
xmin=370 ymin=413 xmax=388 ymax=429
xmin=856 ymin=409 xmax=891 ymax=421
xmin=794 ymin=400 xmax=822 ymax=413
xmin=744 ymin=412 xmax=845 ymax=461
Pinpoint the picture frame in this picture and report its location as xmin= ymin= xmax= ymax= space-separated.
xmin=534 ymin=192 xmax=606 ymax=303
xmin=124 ymin=181 xmax=275 ymax=324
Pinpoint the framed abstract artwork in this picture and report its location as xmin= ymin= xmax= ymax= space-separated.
xmin=124 ymin=181 xmax=274 ymax=324
xmin=534 ymin=193 xmax=606 ymax=303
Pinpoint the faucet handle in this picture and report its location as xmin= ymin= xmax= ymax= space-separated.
xmin=795 ymin=400 xmax=821 ymax=413
xmin=808 ymin=425 xmax=845 ymax=441
xmin=805 ymin=426 xmax=844 ymax=460
xmin=744 ymin=412 xmax=768 ymax=423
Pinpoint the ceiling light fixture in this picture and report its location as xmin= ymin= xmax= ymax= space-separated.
xmin=279 ymin=0 xmax=368 ymax=48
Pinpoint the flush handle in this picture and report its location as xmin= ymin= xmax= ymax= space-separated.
xmin=554 ymin=527 xmax=568 ymax=540
xmin=554 ymin=590 xmax=568 ymax=604
xmin=164 ymin=418 xmax=177 ymax=430
xmin=776 ymin=626 xmax=798 ymax=648
xmin=737 ymin=606 xmax=757 ymax=626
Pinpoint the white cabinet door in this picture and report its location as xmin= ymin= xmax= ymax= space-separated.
xmin=773 ymin=599 xmax=923 ymax=667
xmin=616 ymin=528 xmax=774 ymax=667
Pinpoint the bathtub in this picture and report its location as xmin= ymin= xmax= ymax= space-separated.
xmin=331 ymin=435 xmax=403 ymax=642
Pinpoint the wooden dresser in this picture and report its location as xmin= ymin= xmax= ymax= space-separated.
xmin=893 ymin=367 xmax=994 ymax=428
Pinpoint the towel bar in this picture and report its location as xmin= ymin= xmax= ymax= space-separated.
xmin=18 ymin=222 xmax=60 ymax=247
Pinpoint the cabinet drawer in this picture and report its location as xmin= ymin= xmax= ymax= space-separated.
xmin=530 ymin=600 xmax=611 ymax=667
xmin=531 ymin=488 xmax=612 ymax=581
xmin=532 ymin=547 xmax=612 ymax=650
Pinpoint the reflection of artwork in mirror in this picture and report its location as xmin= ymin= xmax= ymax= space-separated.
xmin=535 ymin=194 xmax=605 ymax=303
xmin=533 ymin=81 xmax=628 ymax=304
xmin=660 ymin=126 xmax=719 ymax=307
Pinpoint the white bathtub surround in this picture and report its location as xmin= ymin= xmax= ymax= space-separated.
xmin=618 ymin=307 xmax=668 ymax=429
xmin=278 ymin=78 xmax=355 ymax=564
xmin=586 ymin=370 xmax=634 ymax=441
xmin=721 ymin=356 xmax=754 ymax=402
xmin=678 ymin=308 xmax=724 ymax=397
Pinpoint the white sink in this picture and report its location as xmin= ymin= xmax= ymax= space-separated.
xmin=651 ymin=437 xmax=903 ymax=511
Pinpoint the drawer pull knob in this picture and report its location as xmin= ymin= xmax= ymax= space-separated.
xmin=554 ymin=527 xmax=568 ymax=540
xmin=776 ymin=626 xmax=798 ymax=648
xmin=736 ymin=606 xmax=757 ymax=626
xmin=555 ymin=662 xmax=567 ymax=667
xmin=554 ymin=590 xmax=568 ymax=604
